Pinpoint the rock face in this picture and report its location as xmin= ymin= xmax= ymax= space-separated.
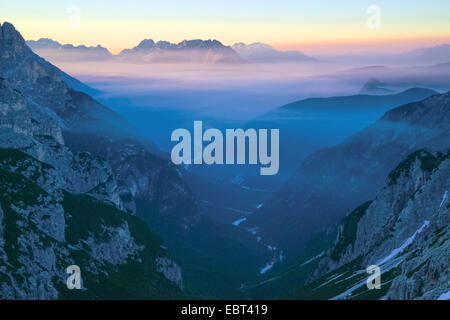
xmin=290 ymin=149 xmax=449 ymax=300
xmin=0 ymin=78 xmax=63 ymax=143
xmin=248 ymin=90 xmax=450 ymax=256
xmin=0 ymin=21 xmax=185 ymax=299
xmin=156 ymin=256 xmax=184 ymax=291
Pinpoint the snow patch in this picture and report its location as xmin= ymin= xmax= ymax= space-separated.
xmin=440 ymin=190 xmax=448 ymax=209
xmin=232 ymin=217 xmax=247 ymax=226
xmin=260 ymin=252 xmax=284 ymax=274
xmin=260 ymin=262 xmax=274 ymax=274
xmin=300 ymin=251 xmax=325 ymax=267
xmin=437 ymin=290 xmax=450 ymax=300
xmin=377 ymin=220 xmax=430 ymax=266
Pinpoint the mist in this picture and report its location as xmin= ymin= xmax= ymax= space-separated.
xmin=43 ymin=59 xmax=446 ymax=154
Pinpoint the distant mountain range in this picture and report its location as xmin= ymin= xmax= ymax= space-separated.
xmin=317 ymin=44 xmax=450 ymax=65
xmin=404 ymin=44 xmax=450 ymax=63
xmin=119 ymin=38 xmax=244 ymax=63
xmin=232 ymin=42 xmax=319 ymax=63
xmin=26 ymin=38 xmax=112 ymax=61
xmin=27 ymin=36 xmax=450 ymax=66
xmin=26 ymin=37 xmax=318 ymax=64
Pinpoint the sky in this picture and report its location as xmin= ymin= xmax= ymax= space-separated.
xmin=2 ymin=0 xmax=450 ymax=54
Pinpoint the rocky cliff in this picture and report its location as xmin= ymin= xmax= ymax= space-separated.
xmin=0 ymin=21 xmax=186 ymax=299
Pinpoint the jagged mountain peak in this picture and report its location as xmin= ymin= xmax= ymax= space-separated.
xmin=1 ymin=21 xmax=21 ymax=38
xmin=120 ymin=36 xmax=244 ymax=63
xmin=178 ymin=38 xmax=224 ymax=48
xmin=136 ymin=38 xmax=156 ymax=48
xmin=26 ymin=38 xmax=112 ymax=56
xmin=25 ymin=37 xmax=61 ymax=49
xmin=0 ymin=21 xmax=30 ymax=57
xmin=131 ymin=38 xmax=228 ymax=51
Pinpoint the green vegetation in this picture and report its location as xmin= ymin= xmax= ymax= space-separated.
xmin=0 ymin=166 xmax=55 ymax=270
xmin=406 ymin=259 xmax=429 ymax=278
xmin=2 ymin=203 xmax=24 ymax=269
xmin=429 ymin=227 xmax=448 ymax=248
xmin=388 ymin=149 xmax=447 ymax=185
xmin=62 ymin=191 xmax=124 ymax=243
xmin=60 ymin=192 xmax=183 ymax=299
xmin=0 ymin=148 xmax=53 ymax=183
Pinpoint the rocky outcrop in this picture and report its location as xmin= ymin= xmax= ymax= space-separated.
xmin=156 ymin=256 xmax=184 ymax=290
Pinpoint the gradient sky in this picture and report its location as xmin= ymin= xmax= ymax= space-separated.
xmin=3 ymin=0 xmax=450 ymax=54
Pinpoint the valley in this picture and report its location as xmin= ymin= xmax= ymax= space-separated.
xmin=0 ymin=18 xmax=449 ymax=300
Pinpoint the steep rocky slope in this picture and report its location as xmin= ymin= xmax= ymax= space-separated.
xmin=0 ymin=76 xmax=183 ymax=298
xmin=289 ymin=149 xmax=449 ymax=299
